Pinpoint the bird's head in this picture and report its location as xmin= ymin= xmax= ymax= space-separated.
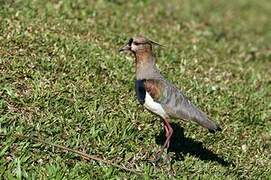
xmin=119 ymin=36 xmax=161 ymax=55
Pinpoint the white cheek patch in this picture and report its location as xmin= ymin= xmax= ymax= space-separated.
xmin=144 ymin=92 xmax=167 ymax=119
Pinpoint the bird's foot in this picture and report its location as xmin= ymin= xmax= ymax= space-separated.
xmin=147 ymin=148 xmax=165 ymax=163
xmin=148 ymin=155 xmax=162 ymax=164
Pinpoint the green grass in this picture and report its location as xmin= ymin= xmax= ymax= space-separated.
xmin=0 ymin=0 xmax=270 ymax=178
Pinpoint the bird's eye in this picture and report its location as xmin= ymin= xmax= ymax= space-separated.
xmin=133 ymin=42 xmax=139 ymax=45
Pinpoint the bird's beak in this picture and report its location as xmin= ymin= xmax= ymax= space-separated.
xmin=119 ymin=44 xmax=131 ymax=52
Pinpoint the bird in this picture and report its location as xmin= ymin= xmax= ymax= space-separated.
xmin=119 ymin=36 xmax=221 ymax=162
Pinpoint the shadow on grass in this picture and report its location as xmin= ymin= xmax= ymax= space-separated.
xmin=155 ymin=122 xmax=233 ymax=167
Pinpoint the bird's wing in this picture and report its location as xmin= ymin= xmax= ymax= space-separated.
xmin=137 ymin=79 xmax=220 ymax=131
xmin=143 ymin=79 xmax=188 ymax=118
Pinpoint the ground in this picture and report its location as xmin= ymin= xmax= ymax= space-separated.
xmin=0 ymin=0 xmax=270 ymax=179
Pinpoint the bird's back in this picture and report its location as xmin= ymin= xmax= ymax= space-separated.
xmin=158 ymin=78 xmax=221 ymax=132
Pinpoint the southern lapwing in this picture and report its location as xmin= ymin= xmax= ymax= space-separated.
xmin=119 ymin=36 xmax=221 ymax=162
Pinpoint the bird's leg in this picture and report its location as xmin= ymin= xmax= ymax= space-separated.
xmin=163 ymin=118 xmax=173 ymax=162
xmin=163 ymin=118 xmax=173 ymax=149
xmin=149 ymin=118 xmax=173 ymax=163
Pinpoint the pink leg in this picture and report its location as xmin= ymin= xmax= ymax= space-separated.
xmin=149 ymin=118 xmax=173 ymax=163
xmin=163 ymin=118 xmax=173 ymax=149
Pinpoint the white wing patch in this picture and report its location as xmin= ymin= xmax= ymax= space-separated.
xmin=144 ymin=92 xmax=167 ymax=118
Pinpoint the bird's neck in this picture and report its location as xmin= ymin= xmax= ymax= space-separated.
xmin=134 ymin=52 xmax=161 ymax=80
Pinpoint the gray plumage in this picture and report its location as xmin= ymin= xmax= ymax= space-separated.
xmin=159 ymin=78 xmax=220 ymax=132
xmin=120 ymin=36 xmax=221 ymax=132
xmin=119 ymin=36 xmax=221 ymax=162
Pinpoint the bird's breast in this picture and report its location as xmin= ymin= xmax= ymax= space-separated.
xmin=143 ymin=92 xmax=167 ymax=119
xmin=135 ymin=79 xmax=146 ymax=105
xmin=135 ymin=79 xmax=167 ymax=118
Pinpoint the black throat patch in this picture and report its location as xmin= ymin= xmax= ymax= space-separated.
xmin=135 ymin=79 xmax=146 ymax=105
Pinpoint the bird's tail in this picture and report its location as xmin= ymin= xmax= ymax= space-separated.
xmin=191 ymin=105 xmax=221 ymax=133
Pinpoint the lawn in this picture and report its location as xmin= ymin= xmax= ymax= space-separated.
xmin=0 ymin=0 xmax=270 ymax=179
